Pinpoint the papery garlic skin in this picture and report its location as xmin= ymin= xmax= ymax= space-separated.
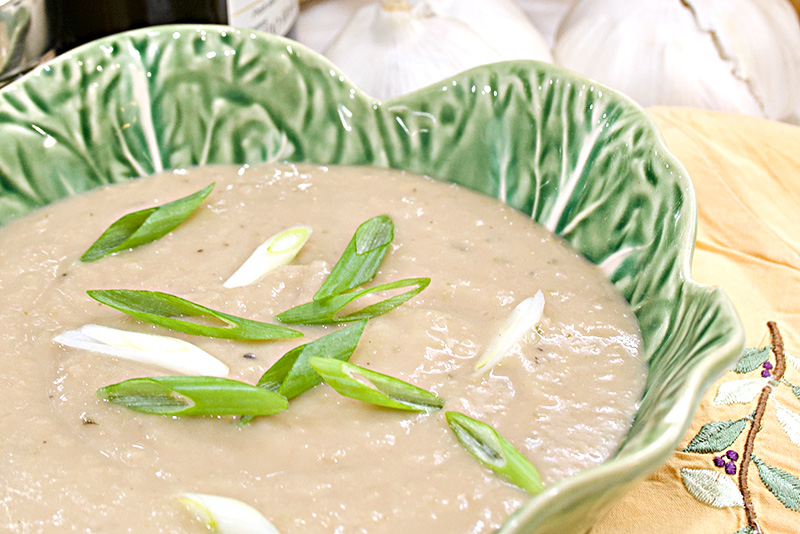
xmin=553 ymin=0 xmax=800 ymax=124
xmin=324 ymin=0 xmax=553 ymax=100
xmin=295 ymin=0 xmax=374 ymax=53
xmin=687 ymin=0 xmax=800 ymax=124
xmin=514 ymin=0 xmax=577 ymax=47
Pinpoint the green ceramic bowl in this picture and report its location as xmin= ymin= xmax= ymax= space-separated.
xmin=0 ymin=25 xmax=743 ymax=533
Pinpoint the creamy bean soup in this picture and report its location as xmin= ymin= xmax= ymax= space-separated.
xmin=0 ymin=163 xmax=645 ymax=533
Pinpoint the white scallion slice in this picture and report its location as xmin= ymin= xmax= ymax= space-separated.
xmin=475 ymin=291 xmax=545 ymax=372
xmin=223 ymin=226 xmax=312 ymax=288
xmin=177 ymin=493 xmax=280 ymax=534
xmin=53 ymin=324 xmax=229 ymax=377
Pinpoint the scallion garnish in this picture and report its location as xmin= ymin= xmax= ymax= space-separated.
xmin=314 ymin=215 xmax=394 ymax=301
xmin=178 ymin=493 xmax=280 ymax=534
xmin=308 ymin=357 xmax=443 ymax=412
xmin=475 ymin=290 xmax=545 ymax=372
xmin=258 ymin=319 xmax=367 ymax=398
xmin=80 ymin=183 xmax=214 ymax=262
xmin=277 ymin=277 xmax=430 ymax=325
xmin=87 ymin=289 xmax=302 ymax=340
xmin=445 ymin=411 xmax=543 ymax=494
xmin=53 ymin=324 xmax=229 ymax=376
xmin=238 ymin=320 xmax=367 ymax=425
xmin=224 ymin=226 xmax=312 ymax=288
xmin=98 ymin=376 xmax=288 ymax=416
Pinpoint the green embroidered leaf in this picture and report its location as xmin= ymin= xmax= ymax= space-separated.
xmin=684 ymin=417 xmax=748 ymax=453
xmin=787 ymin=352 xmax=800 ymax=372
xmin=774 ymin=400 xmax=800 ymax=449
xmin=732 ymin=527 xmax=756 ymax=534
xmin=98 ymin=376 xmax=288 ymax=416
xmin=713 ymin=378 xmax=769 ymax=405
xmin=753 ymin=456 xmax=800 ymax=511
xmin=87 ymin=289 xmax=302 ymax=340
xmin=793 ymin=385 xmax=800 ymax=402
xmin=734 ymin=346 xmax=772 ymax=374
xmin=680 ymin=468 xmax=743 ymax=508
xmin=314 ymin=215 xmax=394 ymax=301
xmin=81 ymin=183 xmax=214 ymax=261
xmin=277 ymin=278 xmax=430 ymax=325
xmin=308 ymin=357 xmax=444 ymax=413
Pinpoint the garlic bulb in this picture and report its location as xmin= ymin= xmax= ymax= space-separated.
xmin=295 ymin=0 xmax=374 ymax=53
xmin=553 ymin=0 xmax=800 ymax=124
xmin=513 ymin=0 xmax=577 ymax=47
xmin=324 ymin=0 xmax=553 ymax=100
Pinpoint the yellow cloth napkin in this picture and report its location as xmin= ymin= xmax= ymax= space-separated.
xmin=593 ymin=108 xmax=800 ymax=534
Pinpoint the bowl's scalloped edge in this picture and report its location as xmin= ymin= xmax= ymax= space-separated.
xmin=0 ymin=24 xmax=747 ymax=534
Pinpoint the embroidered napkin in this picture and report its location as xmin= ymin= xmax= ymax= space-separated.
xmin=592 ymin=108 xmax=800 ymax=534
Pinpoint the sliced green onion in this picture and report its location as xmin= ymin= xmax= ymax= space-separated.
xmin=239 ymin=320 xmax=367 ymax=425
xmin=475 ymin=291 xmax=545 ymax=372
xmin=445 ymin=411 xmax=543 ymax=494
xmin=178 ymin=493 xmax=280 ymax=534
xmin=81 ymin=183 xmax=214 ymax=262
xmin=308 ymin=357 xmax=443 ymax=412
xmin=314 ymin=215 xmax=394 ymax=301
xmin=277 ymin=277 xmax=430 ymax=325
xmin=53 ymin=324 xmax=229 ymax=376
xmin=259 ymin=320 xmax=366 ymax=398
xmin=224 ymin=226 xmax=312 ymax=288
xmin=87 ymin=289 xmax=302 ymax=340
xmin=98 ymin=376 xmax=288 ymax=416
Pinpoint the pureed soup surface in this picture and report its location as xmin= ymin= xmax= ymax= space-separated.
xmin=0 ymin=163 xmax=645 ymax=533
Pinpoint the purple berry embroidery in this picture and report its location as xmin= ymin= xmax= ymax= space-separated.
xmin=726 ymin=450 xmax=739 ymax=461
xmin=763 ymin=361 xmax=773 ymax=370
xmin=725 ymin=462 xmax=737 ymax=475
xmin=761 ymin=369 xmax=772 ymax=378
xmin=713 ymin=456 xmax=725 ymax=467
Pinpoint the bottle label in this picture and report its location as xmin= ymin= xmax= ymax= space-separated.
xmin=227 ymin=0 xmax=299 ymax=36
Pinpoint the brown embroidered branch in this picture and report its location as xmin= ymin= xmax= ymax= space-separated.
xmin=738 ymin=321 xmax=786 ymax=533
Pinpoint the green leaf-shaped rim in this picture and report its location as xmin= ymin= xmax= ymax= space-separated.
xmin=0 ymin=25 xmax=744 ymax=533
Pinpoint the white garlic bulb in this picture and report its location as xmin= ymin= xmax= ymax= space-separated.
xmin=295 ymin=0 xmax=374 ymax=53
xmin=324 ymin=0 xmax=553 ymax=100
xmin=513 ymin=0 xmax=577 ymax=47
xmin=553 ymin=0 xmax=800 ymax=124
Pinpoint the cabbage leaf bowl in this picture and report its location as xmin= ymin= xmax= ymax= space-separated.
xmin=0 ymin=25 xmax=744 ymax=534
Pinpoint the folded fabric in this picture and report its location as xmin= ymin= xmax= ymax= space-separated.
xmin=593 ymin=107 xmax=800 ymax=534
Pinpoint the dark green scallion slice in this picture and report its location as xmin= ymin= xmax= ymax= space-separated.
xmin=238 ymin=320 xmax=368 ymax=425
xmin=98 ymin=376 xmax=288 ymax=417
xmin=314 ymin=215 xmax=394 ymax=301
xmin=87 ymin=289 xmax=302 ymax=340
xmin=277 ymin=277 xmax=430 ymax=325
xmin=309 ymin=357 xmax=443 ymax=412
xmin=81 ymin=183 xmax=214 ymax=262
xmin=445 ymin=411 xmax=543 ymax=494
